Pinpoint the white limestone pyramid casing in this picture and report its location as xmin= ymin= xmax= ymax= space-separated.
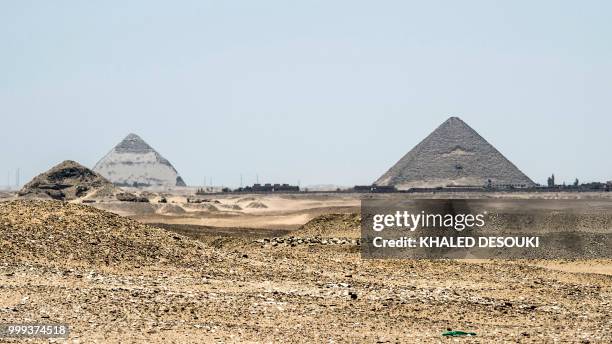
xmin=374 ymin=117 xmax=535 ymax=190
xmin=93 ymin=133 xmax=186 ymax=187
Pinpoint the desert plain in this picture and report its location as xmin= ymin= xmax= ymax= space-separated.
xmin=0 ymin=191 xmax=611 ymax=343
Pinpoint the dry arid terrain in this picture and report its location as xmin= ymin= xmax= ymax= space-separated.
xmin=0 ymin=193 xmax=611 ymax=343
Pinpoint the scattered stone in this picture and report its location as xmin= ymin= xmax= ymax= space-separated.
xmin=0 ymin=200 xmax=209 ymax=267
xmin=255 ymin=236 xmax=358 ymax=247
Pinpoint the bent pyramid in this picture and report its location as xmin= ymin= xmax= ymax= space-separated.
xmin=93 ymin=133 xmax=186 ymax=187
xmin=375 ymin=117 xmax=535 ymax=190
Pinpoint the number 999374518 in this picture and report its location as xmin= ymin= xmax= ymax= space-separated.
xmin=0 ymin=323 xmax=69 ymax=338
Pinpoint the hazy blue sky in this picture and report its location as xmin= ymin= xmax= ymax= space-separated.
xmin=1 ymin=1 xmax=611 ymax=188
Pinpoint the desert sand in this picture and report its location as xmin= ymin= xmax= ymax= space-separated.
xmin=0 ymin=193 xmax=610 ymax=343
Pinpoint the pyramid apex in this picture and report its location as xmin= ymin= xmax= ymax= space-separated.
xmin=113 ymin=133 xmax=153 ymax=153
xmin=124 ymin=133 xmax=143 ymax=140
xmin=440 ymin=117 xmax=472 ymax=130
xmin=446 ymin=116 xmax=464 ymax=122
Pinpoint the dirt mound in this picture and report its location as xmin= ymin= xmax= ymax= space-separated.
xmin=237 ymin=197 xmax=257 ymax=203
xmin=219 ymin=204 xmax=242 ymax=211
xmin=157 ymin=204 xmax=187 ymax=215
xmin=296 ymin=213 xmax=361 ymax=238
xmin=85 ymin=184 xmax=117 ymax=200
xmin=246 ymin=201 xmax=268 ymax=209
xmin=0 ymin=200 xmax=211 ymax=267
xmin=0 ymin=191 xmax=14 ymax=199
xmin=18 ymin=160 xmax=118 ymax=201
xmin=92 ymin=202 xmax=159 ymax=216
xmin=183 ymin=203 xmax=219 ymax=212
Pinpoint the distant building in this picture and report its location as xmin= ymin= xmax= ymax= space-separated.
xmin=232 ymin=183 xmax=299 ymax=193
xmin=353 ymin=185 xmax=373 ymax=192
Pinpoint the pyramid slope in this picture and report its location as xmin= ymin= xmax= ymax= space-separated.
xmin=375 ymin=117 xmax=535 ymax=190
xmin=93 ymin=134 xmax=186 ymax=187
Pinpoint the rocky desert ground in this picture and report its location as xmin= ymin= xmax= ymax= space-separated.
xmin=0 ymin=193 xmax=611 ymax=343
